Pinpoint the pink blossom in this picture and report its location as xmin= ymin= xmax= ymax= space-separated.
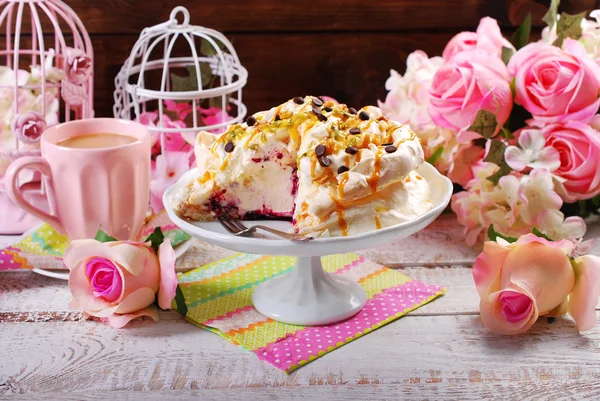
xmin=540 ymin=121 xmax=600 ymax=201
xmin=11 ymin=111 xmax=46 ymax=144
xmin=504 ymin=129 xmax=560 ymax=172
xmin=429 ymin=49 xmax=512 ymax=135
xmin=65 ymin=47 xmax=92 ymax=85
xmin=447 ymin=142 xmax=486 ymax=187
xmin=508 ymin=40 xmax=600 ymax=124
xmin=150 ymin=151 xmax=191 ymax=213
xmin=443 ymin=17 xmax=515 ymax=60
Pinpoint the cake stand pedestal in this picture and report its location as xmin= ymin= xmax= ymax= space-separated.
xmin=252 ymin=256 xmax=366 ymax=325
xmin=164 ymin=163 xmax=452 ymax=326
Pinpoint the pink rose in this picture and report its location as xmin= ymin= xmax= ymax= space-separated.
xmin=11 ymin=111 xmax=46 ymax=144
xmin=65 ymin=47 xmax=92 ymax=85
xmin=474 ymin=234 xmax=600 ymax=334
xmin=429 ymin=49 xmax=512 ymax=135
xmin=541 ymin=121 xmax=600 ymax=201
xmin=443 ymin=17 xmax=514 ymax=60
xmin=447 ymin=142 xmax=486 ymax=187
xmin=508 ymin=40 xmax=600 ymax=124
xmin=64 ymin=239 xmax=177 ymax=328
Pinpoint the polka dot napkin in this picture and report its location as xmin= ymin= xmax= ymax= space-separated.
xmin=175 ymin=252 xmax=446 ymax=373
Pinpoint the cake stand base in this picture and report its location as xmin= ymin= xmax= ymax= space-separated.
xmin=252 ymin=256 xmax=367 ymax=326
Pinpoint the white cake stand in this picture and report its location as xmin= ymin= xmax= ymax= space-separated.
xmin=163 ymin=163 xmax=453 ymax=325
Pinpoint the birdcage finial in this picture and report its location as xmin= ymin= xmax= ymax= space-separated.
xmin=169 ymin=6 xmax=190 ymax=27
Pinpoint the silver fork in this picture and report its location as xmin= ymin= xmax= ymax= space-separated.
xmin=218 ymin=216 xmax=314 ymax=242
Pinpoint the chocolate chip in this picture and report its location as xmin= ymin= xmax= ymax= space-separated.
xmin=274 ymin=115 xmax=281 ymax=121
xmin=225 ymin=141 xmax=235 ymax=153
xmin=312 ymin=107 xmax=327 ymax=122
xmin=315 ymin=144 xmax=326 ymax=156
xmin=312 ymin=97 xmax=323 ymax=107
xmin=323 ymin=107 xmax=333 ymax=113
xmin=345 ymin=146 xmax=358 ymax=155
xmin=382 ymin=142 xmax=394 ymax=146
xmin=293 ymin=96 xmax=304 ymax=104
xmin=318 ymin=155 xmax=331 ymax=167
xmin=246 ymin=116 xmax=256 ymax=126
xmin=337 ymin=166 xmax=350 ymax=174
xmin=359 ymin=111 xmax=370 ymax=121
xmin=385 ymin=145 xmax=397 ymax=153
xmin=349 ymin=128 xmax=361 ymax=135
xmin=348 ymin=107 xmax=357 ymax=114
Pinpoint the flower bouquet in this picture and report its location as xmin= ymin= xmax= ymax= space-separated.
xmin=380 ymin=1 xmax=600 ymax=334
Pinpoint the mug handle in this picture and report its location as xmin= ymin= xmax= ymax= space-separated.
xmin=4 ymin=156 xmax=64 ymax=234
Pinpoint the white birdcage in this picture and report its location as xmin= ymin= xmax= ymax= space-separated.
xmin=113 ymin=6 xmax=248 ymax=147
xmin=0 ymin=0 xmax=94 ymax=234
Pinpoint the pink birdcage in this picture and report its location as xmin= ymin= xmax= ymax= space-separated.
xmin=0 ymin=0 xmax=94 ymax=234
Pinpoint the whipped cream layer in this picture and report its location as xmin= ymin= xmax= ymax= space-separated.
xmin=176 ymin=96 xmax=433 ymax=236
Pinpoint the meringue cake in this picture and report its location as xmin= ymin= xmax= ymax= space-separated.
xmin=173 ymin=96 xmax=433 ymax=237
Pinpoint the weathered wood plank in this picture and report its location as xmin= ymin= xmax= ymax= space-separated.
xmin=5 ymin=382 xmax=600 ymax=401
xmin=0 ymin=314 xmax=598 ymax=396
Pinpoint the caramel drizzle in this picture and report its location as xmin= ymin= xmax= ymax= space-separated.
xmin=219 ymin=155 xmax=231 ymax=171
xmin=374 ymin=215 xmax=382 ymax=230
xmin=367 ymin=148 xmax=383 ymax=193
xmin=345 ymin=154 xmax=350 ymax=167
xmin=338 ymin=173 xmax=349 ymax=199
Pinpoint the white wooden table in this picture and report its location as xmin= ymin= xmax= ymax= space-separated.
xmin=1 ymin=216 xmax=599 ymax=400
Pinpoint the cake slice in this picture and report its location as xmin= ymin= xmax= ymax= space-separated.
xmin=174 ymin=96 xmax=433 ymax=237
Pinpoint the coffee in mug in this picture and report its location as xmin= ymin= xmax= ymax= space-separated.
xmin=5 ymin=119 xmax=151 ymax=240
xmin=56 ymin=133 xmax=139 ymax=149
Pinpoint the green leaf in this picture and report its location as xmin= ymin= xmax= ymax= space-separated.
xmin=427 ymin=146 xmax=444 ymax=166
xmin=174 ymin=285 xmax=188 ymax=316
xmin=543 ymin=0 xmax=560 ymax=30
xmin=144 ymin=227 xmax=165 ymax=254
xmin=95 ymin=229 xmax=117 ymax=243
xmin=170 ymin=64 xmax=212 ymax=92
xmin=532 ymin=227 xmax=553 ymax=241
xmin=200 ymin=38 xmax=227 ymax=57
xmin=209 ymin=93 xmax=231 ymax=109
xmin=487 ymin=225 xmax=518 ymax=243
xmin=510 ymin=13 xmax=532 ymax=50
xmin=486 ymin=161 xmax=512 ymax=185
xmin=592 ymin=195 xmax=600 ymax=208
xmin=501 ymin=46 xmax=514 ymax=65
xmin=468 ymin=110 xmax=498 ymax=139
xmin=483 ymin=139 xmax=507 ymax=165
xmin=554 ymin=11 xmax=587 ymax=47
xmin=483 ymin=139 xmax=512 ymax=184
xmin=498 ymin=125 xmax=514 ymax=140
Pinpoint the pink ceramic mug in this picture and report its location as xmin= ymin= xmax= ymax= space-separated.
xmin=4 ymin=118 xmax=151 ymax=240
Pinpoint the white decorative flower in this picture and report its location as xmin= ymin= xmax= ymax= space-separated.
xmin=378 ymin=50 xmax=444 ymax=133
xmin=378 ymin=51 xmax=457 ymax=173
xmin=504 ymin=129 xmax=560 ymax=171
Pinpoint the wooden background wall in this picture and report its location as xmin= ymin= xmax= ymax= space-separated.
xmin=67 ymin=0 xmax=598 ymax=117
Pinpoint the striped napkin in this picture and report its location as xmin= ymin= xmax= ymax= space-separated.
xmin=175 ymin=252 xmax=446 ymax=373
xmin=0 ymin=211 xmax=191 ymax=271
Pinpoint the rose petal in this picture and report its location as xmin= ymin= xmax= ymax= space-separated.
xmin=68 ymin=260 xmax=117 ymax=316
xmin=110 ymin=242 xmax=153 ymax=276
xmin=157 ymin=240 xmax=178 ymax=310
xmin=501 ymin=241 xmax=574 ymax=313
xmin=64 ymin=240 xmax=130 ymax=273
xmin=472 ymin=240 xmax=511 ymax=297
xmin=115 ymin=287 xmax=156 ymax=314
xmin=569 ymin=255 xmax=600 ymax=331
xmin=104 ymin=306 xmax=159 ymax=328
xmin=480 ymin=287 xmax=539 ymax=335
